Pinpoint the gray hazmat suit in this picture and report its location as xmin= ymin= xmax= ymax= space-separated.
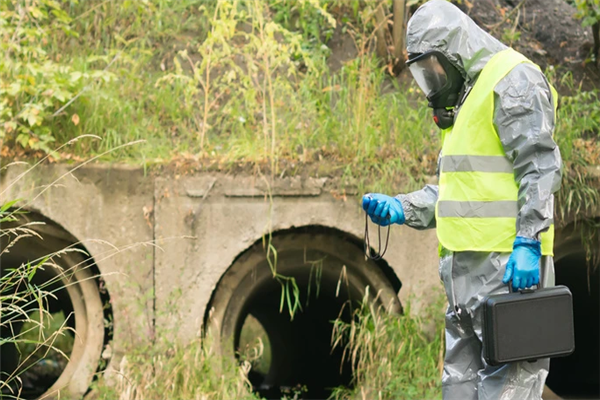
xmin=399 ymin=1 xmax=563 ymax=399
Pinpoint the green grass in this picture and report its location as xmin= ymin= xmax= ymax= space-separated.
xmin=331 ymin=296 xmax=445 ymax=400
xmin=3 ymin=0 xmax=439 ymax=195
xmin=89 ymin=337 xmax=262 ymax=400
xmin=0 ymin=214 xmax=77 ymax=398
xmin=4 ymin=0 xmax=598 ymax=198
xmin=86 ymin=297 xmax=446 ymax=400
xmin=16 ymin=311 xmax=73 ymax=370
xmin=1 ymin=3 xmax=598 ymax=396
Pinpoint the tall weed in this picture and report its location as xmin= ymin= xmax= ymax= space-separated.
xmin=0 ymin=137 xmax=145 ymax=398
xmin=90 ymin=338 xmax=261 ymax=400
xmin=553 ymin=73 xmax=600 ymax=274
xmin=0 ymin=204 xmax=77 ymax=398
xmin=331 ymin=295 xmax=445 ymax=400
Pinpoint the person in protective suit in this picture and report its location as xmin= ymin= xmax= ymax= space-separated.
xmin=362 ymin=1 xmax=562 ymax=399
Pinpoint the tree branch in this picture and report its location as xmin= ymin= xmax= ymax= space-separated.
xmin=392 ymin=0 xmax=407 ymax=66
xmin=374 ymin=2 xmax=390 ymax=59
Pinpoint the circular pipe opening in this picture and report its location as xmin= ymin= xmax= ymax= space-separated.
xmin=238 ymin=315 xmax=272 ymax=377
xmin=17 ymin=309 xmax=75 ymax=395
xmin=206 ymin=227 xmax=402 ymax=399
xmin=1 ymin=271 xmax=76 ymax=399
xmin=235 ymin=258 xmax=360 ymax=398
xmin=546 ymin=223 xmax=599 ymax=399
xmin=0 ymin=212 xmax=112 ymax=399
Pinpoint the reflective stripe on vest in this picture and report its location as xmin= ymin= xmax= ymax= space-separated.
xmin=435 ymin=48 xmax=556 ymax=256
xmin=437 ymin=200 xmax=518 ymax=218
xmin=441 ymin=155 xmax=513 ymax=173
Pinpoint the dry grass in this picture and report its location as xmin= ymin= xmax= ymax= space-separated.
xmin=90 ymin=337 xmax=260 ymax=400
xmin=0 ymin=211 xmax=78 ymax=398
xmin=0 ymin=137 xmax=147 ymax=399
xmin=331 ymin=292 xmax=446 ymax=400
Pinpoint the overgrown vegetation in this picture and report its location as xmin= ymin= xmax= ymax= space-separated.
xmin=1 ymin=1 xmax=599 ymax=398
xmin=89 ymin=338 xmax=261 ymax=400
xmin=331 ymin=295 xmax=445 ymax=400
xmin=552 ymin=72 xmax=600 ymax=274
xmin=0 ymin=203 xmax=75 ymax=398
xmin=86 ymin=296 xmax=445 ymax=400
xmin=1 ymin=0 xmax=598 ymax=194
xmin=2 ymin=0 xmax=597 ymax=193
xmin=573 ymin=0 xmax=600 ymax=65
xmin=1 ymin=0 xmax=440 ymax=194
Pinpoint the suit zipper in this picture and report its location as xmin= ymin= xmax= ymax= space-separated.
xmin=451 ymin=254 xmax=462 ymax=317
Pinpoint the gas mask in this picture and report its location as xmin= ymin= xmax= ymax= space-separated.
xmin=406 ymin=51 xmax=465 ymax=129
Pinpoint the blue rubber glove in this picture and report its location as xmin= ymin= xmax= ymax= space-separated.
xmin=361 ymin=193 xmax=405 ymax=226
xmin=502 ymin=236 xmax=541 ymax=291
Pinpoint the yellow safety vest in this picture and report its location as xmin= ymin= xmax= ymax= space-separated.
xmin=435 ymin=48 xmax=556 ymax=256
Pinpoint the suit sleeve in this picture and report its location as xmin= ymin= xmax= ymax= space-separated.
xmin=493 ymin=63 xmax=563 ymax=240
xmin=395 ymin=152 xmax=440 ymax=230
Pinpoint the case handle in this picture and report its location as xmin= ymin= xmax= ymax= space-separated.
xmin=508 ymin=256 xmax=549 ymax=294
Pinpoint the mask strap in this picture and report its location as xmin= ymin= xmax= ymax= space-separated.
xmin=457 ymin=84 xmax=472 ymax=108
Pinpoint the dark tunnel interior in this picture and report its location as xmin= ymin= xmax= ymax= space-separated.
xmin=0 ymin=251 xmax=76 ymax=399
xmin=546 ymin=250 xmax=600 ymax=399
xmin=1 ymin=213 xmax=111 ymax=400
xmin=229 ymin=237 xmax=600 ymax=400
xmin=234 ymin=267 xmax=359 ymax=399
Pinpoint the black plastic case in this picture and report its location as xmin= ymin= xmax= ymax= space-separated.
xmin=482 ymin=285 xmax=575 ymax=366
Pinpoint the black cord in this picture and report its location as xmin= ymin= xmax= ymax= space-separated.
xmin=364 ymin=213 xmax=391 ymax=260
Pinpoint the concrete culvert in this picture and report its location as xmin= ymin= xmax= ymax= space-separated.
xmin=546 ymin=221 xmax=600 ymax=400
xmin=0 ymin=212 xmax=111 ymax=400
xmin=205 ymin=226 xmax=402 ymax=399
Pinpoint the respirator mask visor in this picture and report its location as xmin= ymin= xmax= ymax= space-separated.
xmin=407 ymin=53 xmax=449 ymax=98
xmin=407 ymin=51 xmax=465 ymax=129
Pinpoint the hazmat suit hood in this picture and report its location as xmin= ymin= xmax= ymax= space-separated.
xmin=406 ymin=0 xmax=507 ymax=82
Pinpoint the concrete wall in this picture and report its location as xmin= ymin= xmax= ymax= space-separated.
xmin=1 ymin=164 xmax=155 ymax=352
xmin=0 ymin=163 xmax=442 ymax=352
xmin=3 ymin=162 xmax=599 ymax=399
xmin=153 ymin=173 xmax=442 ymax=341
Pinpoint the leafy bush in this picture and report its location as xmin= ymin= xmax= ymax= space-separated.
xmin=573 ymin=0 xmax=600 ymax=64
xmin=548 ymin=69 xmax=600 ymax=272
xmin=0 ymin=0 xmax=112 ymax=153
